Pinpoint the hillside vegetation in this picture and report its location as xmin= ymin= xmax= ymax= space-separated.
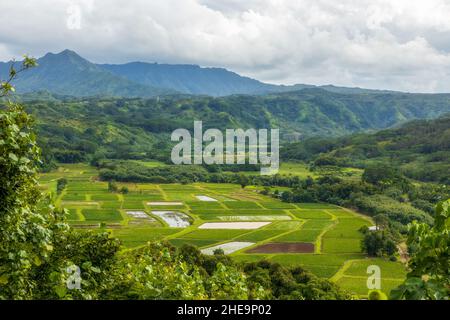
xmin=0 ymin=49 xmax=401 ymax=97
xmin=282 ymin=115 xmax=450 ymax=183
xmin=4 ymin=90 xmax=450 ymax=167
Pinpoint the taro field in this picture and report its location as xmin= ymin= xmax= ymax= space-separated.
xmin=39 ymin=164 xmax=406 ymax=298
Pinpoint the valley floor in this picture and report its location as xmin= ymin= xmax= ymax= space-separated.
xmin=39 ymin=163 xmax=406 ymax=298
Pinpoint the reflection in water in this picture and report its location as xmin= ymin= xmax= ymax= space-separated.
xmin=151 ymin=211 xmax=191 ymax=227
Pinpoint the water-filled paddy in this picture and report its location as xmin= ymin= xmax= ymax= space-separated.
xmin=151 ymin=211 xmax=191 ymax=227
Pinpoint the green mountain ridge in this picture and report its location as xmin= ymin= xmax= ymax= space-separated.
xmin=1 ymin=49 xmax=403 ymax=97
xmin=6 ymin=90 xmax=450 ymax=166
xmin=0 ymin=50 xmax=175 ymax=97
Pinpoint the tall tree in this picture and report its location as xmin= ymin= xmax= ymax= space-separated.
xmin=0 ymin=57 xmax=55 ymax=298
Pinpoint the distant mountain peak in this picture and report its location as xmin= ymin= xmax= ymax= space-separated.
xmin=42 ymin=49 xmax=79 ymax=58
xmin=0 ymin=49 xmax=174 ymax=97
xmin=58 ymin=49 xmax=80 ymax=56
xmin=0 ymin=50 xmax=402 ymax=97
xmin=39 ymin=49 xmax=90 ymax=67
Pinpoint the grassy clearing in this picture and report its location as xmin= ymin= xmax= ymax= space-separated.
xmin=269 ymin=253 xmax=364 ymax=266
xmin=82 ymin=209 xmax=123 ymax=222
xmin=335 ymin=276 xmax=404 ymax=296
xmin=192 ymin=209 xmax=285 ymax=215
xmin=234 ymin=229 xmax=287 ymax=242
xmin=182 ymin=229 xmax=251 ymax=240
xmin=91 ymin=194 xmax=119 ymax=201
xmin=297 ymin=203 xmax=340 ymax=210
xmin=168 ymin=239 xmax=219 ymax=248
xmin=129 ymin=160 xmax=167 ymax=168
xmin=100 ymin=201 xmax=123 ymax=209
xmin=290 ymin=209 xmax=331 ymax=219
xmin=265 ymin=221 xmax=304 ymax=230
xmin=186 ymin=201 xmax=225 ymax=210
xmin=323 ymin=218 xmax=369 ymax=239
xmin=62 ymin=193 xmax=86 ymax=201
xmin=124 ymin=194 xmax=164 ymax=201
xmin=269 ymin=253 xmax=364 ymax=278
xmin=231 ymin=254 xmax=269 ymax=263
xmin=327 ymin=209 xmax=358 ymax=219
xmin=217 ymin=215 xmax=291 ymax=221
xmin=344 ymin=258 xmax=407 ymax=278
xmin=122 ymin=200 xmax=145 ymax=209
xmin=61 ymin=201 xmax=100 ymax=209
xmin=301 ymin=219 xmax=334 ymax=230
xmin=322 ymin=238 xmax=362 ymax=253
xmin=224 ymin=201 xmax=263 ymax=209
xmin=277 ymin=162 xmax=318 ymax=178
xmin=329 ymin=258 xmax=407 ymax=297
xmin=113 ymin=227 xmax=182 ymax=247
xmin=274 ymin=229 xmax=323 ymax=242
xmin=259 ymin=202 xmax=297 ymax=209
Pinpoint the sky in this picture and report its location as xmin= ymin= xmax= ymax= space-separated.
xmin=1 ymin=0 xmax=450 ymax=92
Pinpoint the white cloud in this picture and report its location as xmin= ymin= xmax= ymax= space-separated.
xmin=1 ymin=0 xmax=450 ymax=92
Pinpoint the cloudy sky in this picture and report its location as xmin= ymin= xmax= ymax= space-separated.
xmin=1 ymin=0 xmax=450 ymax=92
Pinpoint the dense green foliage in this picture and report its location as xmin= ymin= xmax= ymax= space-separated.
xmin=1 ymin=82 xmax=449 ymax=168
xmin=360 ymin=227 xmax=397 ymax=258
xmin=96 ymin=160 xmax=307 ymax=187
xmin=0 ymin=69 xmax=350 ymax=300
xmin=275 ymin=175 xmax=436 ymax=226
xmin=391 ymin=200 xmax=449 ymax=300
xmin=0 ymin=101 xmax=59 ymax=298
xmin=2 ymin=53 xmax=449 ymax=301
xmin=282 ymin=115 xmax=450 ymax=183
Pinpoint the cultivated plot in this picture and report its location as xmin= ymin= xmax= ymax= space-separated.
xmin=198 ymin=222 xmax=271 ymax=229
xmin=246 ymin=242 xmax=315 ymax=254
xmin=151 ymin=211 xmax=191 ymax=227
xmin=201 ymin=242 xmax=255 ymax=255
xmin=39 ymin=164 xmax=406 ymax=298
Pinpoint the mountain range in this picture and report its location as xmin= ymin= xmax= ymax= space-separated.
xmin=0 ymin=49 xmax=395 ymax=97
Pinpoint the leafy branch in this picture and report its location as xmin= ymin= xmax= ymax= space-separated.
xmin=0 ymin=55 xmax=37 ymax=97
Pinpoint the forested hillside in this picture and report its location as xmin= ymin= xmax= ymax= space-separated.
xmin=5 ymin=89 xmax=450 ymax=166
xmin=282 ymin=115 xmax=450 ymax=183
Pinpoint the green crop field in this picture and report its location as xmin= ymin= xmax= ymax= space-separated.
xmin=182 ymin=229 xmax=251 ymax=240
xmin=332 ymin=258 xmax=407 ymax=296
xmin=113 ymin=227 xmax=182 ymax=247
xmin=62 ymin=193 xmax=86 ymax=201
xmin=290 ymin=209 xmax=332 ymax=219
xmin=82 ymin=209 xmax=123 ymax=222
xmin=275 ymin=229 xmax=323 ymax=242
xmin=122 ymin=200 xmax=146 ymax=209
xmin=234 ymin=229 xmax=286 ymax=241
xmin=39 ymin=163 xmax=407 ymax=298
xmin=224 ymin=201 xmax=263 ymax=209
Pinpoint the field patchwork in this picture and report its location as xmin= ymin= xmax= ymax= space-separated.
xmin=39 ymin=164 xmax=406 ymax=298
